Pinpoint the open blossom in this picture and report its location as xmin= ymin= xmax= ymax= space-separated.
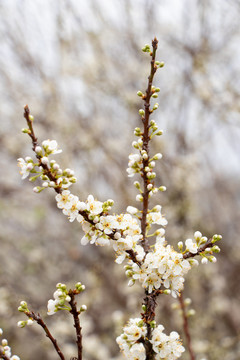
xmin=147 ymin=207 xmax=168 ymax=226
xmin=17 ymin=158 xmax=34 ymax=179
xmin=150 ymin=326 xmax=185 ymax=359
xmin=42 ymin=139 xmax=62 ymax=155
xmin=185 ymin=238 xmax=198 ymax=254
xmin=86 ymin=195 xmax=103 ymax=215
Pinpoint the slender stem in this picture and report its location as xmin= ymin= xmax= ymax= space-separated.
xmin=183 ymin=238 xmax=215 ymax=259
xmin=139 ymin=38 xmax=159 ymax=360
xmin=25 ymin=311 xmax=65 ymax=360
xmin=140 ymin=37 xmax=158 ymax=254
xmin=69 ymin=291 xmax=83 ymax=360
xmin=179 ymin=293 xmax=195 ymax=360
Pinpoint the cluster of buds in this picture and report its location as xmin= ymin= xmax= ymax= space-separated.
xmin=116 ymin=318 xmax=184 ymax=360
xmin=127 ymin=126 xmax=165 ymax=198
xmin=0 ymin=328 xmax=20 ymax=360
xmin=178 ymin=232 xmax=222 ymax=264
xmin=47 ymin=282 xmax=86 ymax=315
xmin=17 ymin=138 xmax=76 ymax=193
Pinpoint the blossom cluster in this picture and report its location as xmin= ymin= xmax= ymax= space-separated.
xmin=17 ymin=139 xmax=76 ymax=193
xmin=126 ymin=237 xmax=194 ymax=297
xmin=55 ymin=191 xmax=145 ymax=262
xmin=0 ymin=328 xmax=20 ymax=360
xmin=116 ymin=318 xmax=184 ymax=360
xmin=179 ymin=231 xmax=221 ymax=264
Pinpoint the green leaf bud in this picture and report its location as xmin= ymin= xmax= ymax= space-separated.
xmin=142 ymin=44 xmax=150 ymax=52
xmin=142 ymin=304 xmax=147 ymax=312
xmin=152 ymin=93 xmax=158 ymax=98
xmin=137 ymin=91 xmax=143 ymax=97
xmin=155 ymin=87 xmax=160 ymax=92
xmin=159 ymin=61 xmax=165 ymax=68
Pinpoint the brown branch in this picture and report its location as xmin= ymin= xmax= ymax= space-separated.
xmin=25 ymin=311 xmax=65 ymax=360
xmin=179 ymin=293 xmax=195 ymax=360
xmin=183 ymin=238 xmax=215 ymax=259
xmin=68 ymin=291 xmax=83 ymax=360
xmin=140 ymin=38 xmax=158 ymax=254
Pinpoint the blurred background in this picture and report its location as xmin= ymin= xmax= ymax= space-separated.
xmin=0 ymin=0 xmax=240 ymax=359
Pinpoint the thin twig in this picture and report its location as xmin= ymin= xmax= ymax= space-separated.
xmin=25 ymin=311 xmax=65 ymax=360
xmin=183 ymin=238 xmax=215 ymax=259
xmin=69 ymin=291 xmax=83 ymax=360
xmin=140 ymin=37 xmax=158 ymax=254
xmin=179 ymin=293 xmax=195 ymax=360
xmin=139 ymin=38 xmax=159 ymax=360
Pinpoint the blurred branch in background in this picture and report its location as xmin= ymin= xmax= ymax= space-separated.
xmin=0 ymin=1 xmax=240 ymax=359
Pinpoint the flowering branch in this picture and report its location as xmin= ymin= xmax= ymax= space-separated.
xmin=17 ymin=38 xmax=223 ymax=360
xmin=140 ymin=37 xmax=158 ymax=254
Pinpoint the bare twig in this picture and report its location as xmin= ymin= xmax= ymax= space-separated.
xmin=179 ymin=293 xmax=195 ymax=360
xmin=183 ymin=238 xmax=215 ymax=259
xmin=25 ymin=311 xmax=65 ymax=360
xmin=68 ymin=291 xmax=83 ymax=360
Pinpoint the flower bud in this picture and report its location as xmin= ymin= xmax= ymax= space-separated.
xmin=137 ymin=91 xmax=143 ymax=97
xmin=35 ymin=146 xmax=42 ymax=154
xmin=159 ymin=186 xmax=167 ymax=192
xmin=134 ymin=181 xmax=140 ymax=189
xmin=178 ymin=241 xmax=183 ymax=251
xmin=17 ymin=321 xmax=26 ymax=328
xmin=139 ymin=109 xmax=145 ymax=116
xmin=187 ymin=309 xmax=196 ymax=317
xmin=29 ymin=115 xmax=34 ymax=121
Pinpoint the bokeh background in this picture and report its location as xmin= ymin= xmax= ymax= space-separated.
xmin=0 ymin=0 xmax=240 ymax=359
